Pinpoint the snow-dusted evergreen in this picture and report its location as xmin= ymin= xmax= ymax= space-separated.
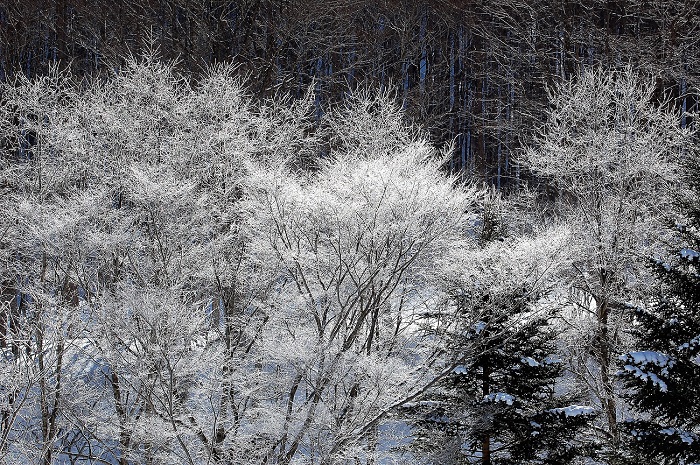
xmin=408 ymin=198 xmax=594 ymax=464
xmin=618 ymin=158 xmax=700 ymax=464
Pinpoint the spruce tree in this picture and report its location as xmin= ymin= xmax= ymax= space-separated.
xmin=618 ymin=161 xmax=700 ymax=464
xmin=407 ymin=205 xmax=594 ymax=465
xmin=408 ymin=289 xmax=595 ymax=465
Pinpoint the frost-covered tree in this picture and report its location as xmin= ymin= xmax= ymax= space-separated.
xmin=521 ymin=67 xmax=689 ymax=449
xmin=0 ymin=52 xmax=319 ymax=464
xmin=0 ymin=67 xmax=89 ymax=464
xmin=618 ymin=156 xmax=700 ymax=465
xmin=239 ymin=96 xmax=482 ymax=463
xmin=59 ymin=54 xmax=317 ymax=464
xmin=0 ymin=54 xmax=492 ymax=465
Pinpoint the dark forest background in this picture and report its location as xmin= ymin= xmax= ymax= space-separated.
xmin=3 ymin=0 xmax=698 ymax=186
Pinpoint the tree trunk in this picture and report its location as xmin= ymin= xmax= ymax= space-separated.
xmin=482 ymin=363 xmax=491 ymax=465
xmin=595 ymin=297 xmax=618 ymax=446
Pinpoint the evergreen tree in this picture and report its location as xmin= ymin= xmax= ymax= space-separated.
xmin=618 ymin=161 xmax=700 ymax=464
xmin=409 ymin=290 xmax=594 ymax=465
xmin=407 ymin=207 xmax=594 ymax=465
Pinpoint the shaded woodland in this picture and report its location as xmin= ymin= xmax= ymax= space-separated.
xmin=3 ymin=0 xmax=699 ymax=183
